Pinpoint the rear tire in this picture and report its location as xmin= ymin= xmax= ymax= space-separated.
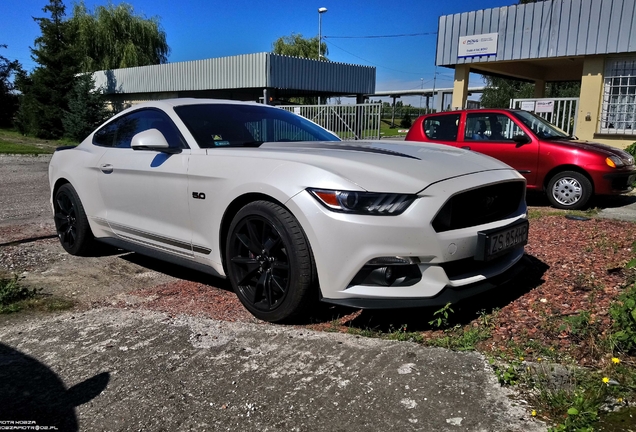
xmin=546 ymin=171 xmax=593 ymax=210
xmin=226 ymin=201 xmax=317 ymax=323
xmin=53 ymin=183 xmax=96 ymax=256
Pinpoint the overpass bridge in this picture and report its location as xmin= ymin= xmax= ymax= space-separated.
xmin=365 ymin=86 xmax=486 ymax=127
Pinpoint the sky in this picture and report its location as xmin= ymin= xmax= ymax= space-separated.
xmin=0 ymin=0 xmax=517 ymax=104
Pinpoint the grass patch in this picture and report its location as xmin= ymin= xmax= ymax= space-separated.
xmin=0 ymin=140 xmax=54 ymax=155
xmin=528 ymin=207 xmax=601 ymax=220
xmin=427 ymin=325 xmax=492 ymax=351
xmin=0 ymin=274 xmax=74 ymax=314
xmin=380 ymin=119 xmax=408 ymax=137
xmin=0 ymin=127 xmax=75 ymax=154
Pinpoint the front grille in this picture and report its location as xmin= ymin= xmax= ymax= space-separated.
xmin=432 ymin=181 xmax=524 ymax=233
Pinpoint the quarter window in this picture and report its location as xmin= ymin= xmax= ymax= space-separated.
xmin=601 ymin=57 xmax=636 ymax=135
xmin=423 ymin=114 xmax=460 ymax=141
xmin=93 ymin=109 xmax=185 ymax=148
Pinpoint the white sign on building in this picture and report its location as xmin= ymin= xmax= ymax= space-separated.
xmin=458 ymin=33 xmax=498 ymax=58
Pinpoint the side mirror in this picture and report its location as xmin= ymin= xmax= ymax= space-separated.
xmin=131 ymin=129 xmax=181 ymax=154
xmin=512 ymin=133 xmax=531 ymax=146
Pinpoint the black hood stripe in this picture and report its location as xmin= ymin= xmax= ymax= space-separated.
xmin=261 ymin=142 xmax=420 ymax=160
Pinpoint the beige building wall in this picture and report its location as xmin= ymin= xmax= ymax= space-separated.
xmin=576 ymin=57 xmax=605 ymax=144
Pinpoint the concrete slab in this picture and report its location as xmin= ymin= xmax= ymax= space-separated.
xmin=0 ymin=308 xmax=545 ymax=431
xmin=597 ymin=193 xmax=636 ymax=222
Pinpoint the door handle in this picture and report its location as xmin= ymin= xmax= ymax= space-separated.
xmin=461 ymin=146 xmax=471 ymax=150
xmin=100 ymin=164 xmax=113 ymax=174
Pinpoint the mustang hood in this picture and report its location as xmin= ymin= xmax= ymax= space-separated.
xmin=257 ymin=140 xmax=518 ymax=193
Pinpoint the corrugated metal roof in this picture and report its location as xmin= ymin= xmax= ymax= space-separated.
xmin=92 ymin=53 xmax=375 ymax=95
xmin=268 ymin=55 xmax=375 ymax=94
xmin=437 ymin=0 xmax=636 ymax=66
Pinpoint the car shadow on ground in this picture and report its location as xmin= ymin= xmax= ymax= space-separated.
xmin=306 ymin=254 xmax=550 ymax=332
xmin=0 ymin=343 xmax=109 ymax=429
xmin=119 ymin=252 xmax=233 ymax=291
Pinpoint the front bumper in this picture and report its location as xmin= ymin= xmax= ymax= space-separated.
xmin=601 ymin=169 xmax=636 ymax=193
xmin=321 ymin=254 xmax=527 ymax=308
xmin=286 ymin=170 xmax=527 ymax=303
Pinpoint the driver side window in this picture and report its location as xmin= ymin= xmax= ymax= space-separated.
xmin=93 ymin=109 xmax=186 ymax=149
xmin=464 ymin=113 xmax=525 ymax=142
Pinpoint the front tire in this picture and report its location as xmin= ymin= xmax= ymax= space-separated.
xmin=226 ymin=201 xmax=317 ymax=323
xmin=53 ymin=183 xmax=96 ymax=256
xmin=546 ymin=171 xmax=593 ymax=210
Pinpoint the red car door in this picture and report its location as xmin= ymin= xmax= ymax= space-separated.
xmin=460 ymin=112 xmax=539 ymax=187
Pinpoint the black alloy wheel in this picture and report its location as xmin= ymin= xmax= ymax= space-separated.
xmin=226 ymin=201 xmax=316 ymax=322
xmin=53 ymin=184 xmax=95 ymax=256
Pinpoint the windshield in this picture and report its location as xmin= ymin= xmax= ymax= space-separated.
xmin=512 ymin=110 xmax=571 ymax=139
xmin=174 ymin=104 xmax=341 ymax=148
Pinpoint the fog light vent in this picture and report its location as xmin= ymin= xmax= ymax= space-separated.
xmin=366 ymin=256 xmax=420 ymax=266
xmin=348 ymin=262 xmax=422 ymax=288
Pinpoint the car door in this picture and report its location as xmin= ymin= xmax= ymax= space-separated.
xmin=461 ymin=112 xmax=538 ymax=186
xmin=94 ymin=108 xmax=194 ymax=257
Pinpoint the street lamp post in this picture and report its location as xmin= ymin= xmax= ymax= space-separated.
xmin=318 ymin=7 xmax=327 ymax=59
xmin=318 ymin=7 xmax=327 ymax=105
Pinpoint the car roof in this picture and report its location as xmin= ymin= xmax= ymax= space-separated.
xmin=422 ymin=108 xmax=523 ymax=116
xmin=127 ymin=98 xmax=271 ymax=111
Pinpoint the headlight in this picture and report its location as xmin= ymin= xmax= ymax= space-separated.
xmin=307 ymin=188 xmax=416 ymax=215
xmin=605 ymin=156 xmax=624 ymax=168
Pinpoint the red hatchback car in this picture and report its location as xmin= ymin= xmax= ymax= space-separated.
xmin=405 ymin=109 xmax=636 ymax=209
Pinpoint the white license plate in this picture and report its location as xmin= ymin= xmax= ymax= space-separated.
xmin=475 ymin=220 xmax=529 ymax=261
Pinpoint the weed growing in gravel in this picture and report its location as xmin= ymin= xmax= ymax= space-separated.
xmin=0 ymin=274 xmax=73 ymax=314
xmin=428 ymin=302 xmax=454 ymax=328
xmin=610 ymin=284 xmax=636 ymax=354
xmin=526 ymin=358 xmax=636 ymax=432
xmin=0 ymin=275 xmax=38 ymax=313
xmin=490 ymin=358 xmax=523 ymax=386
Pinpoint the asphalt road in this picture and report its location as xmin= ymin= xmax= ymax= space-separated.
xmin=9 ymin=153 xmax=636 ymax=431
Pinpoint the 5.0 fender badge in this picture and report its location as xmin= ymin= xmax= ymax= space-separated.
xmin=192 ymin=192 xmax=206 ymax=200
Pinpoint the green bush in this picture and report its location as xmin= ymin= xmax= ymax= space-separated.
xmin=400 ymin=111 xmax=412 ymax=129
xmin=625 ymin=142 xmax=636 ymax=158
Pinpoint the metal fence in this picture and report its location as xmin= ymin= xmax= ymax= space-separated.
xmin=279 ymin=103 xmax=382 ymax=140
xmin=509 ymin=98 xmax=579 ymax=136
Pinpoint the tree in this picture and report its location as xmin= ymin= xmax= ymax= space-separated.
xmin=16 ymin=0 xmax=78 ymax=138
xmin=0 ymin=45 xmax=24 ymax=128
xmin=62 ymin=73 xmax=110 ymax=141
xmin=272 ymin=33 xmax=328 ymax=61
xmin=480 ymin=76 xmax=534 ymax=108
xmin=69 ymin=1 xmax=169 ymax=72
xmin=400 ymin=110 xmax=412 ymax=128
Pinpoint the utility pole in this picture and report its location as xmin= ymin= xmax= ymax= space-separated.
xmin=419 ymin=78 xmax=423 ymax=116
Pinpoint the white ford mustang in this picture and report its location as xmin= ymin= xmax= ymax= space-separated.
xmin=49 ymin=99 xmax=529 ymax=322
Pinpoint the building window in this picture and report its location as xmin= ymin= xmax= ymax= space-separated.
xmin=600 ymin=57 xmax=636 ymax=135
